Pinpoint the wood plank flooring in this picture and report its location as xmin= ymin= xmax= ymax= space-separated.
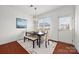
xmin=0 ymin=41 xmax=78 ymax=54
xmin=53 ymin=41 xmax=78 ymax=54
xmin=0 ymin=41 xmax=29 ymax=54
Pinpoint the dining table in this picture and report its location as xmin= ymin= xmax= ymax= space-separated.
xmin=33 ymin=31 xmax=45 ymax=48
xmin=26 ymin=31 xmax=46 ymax=48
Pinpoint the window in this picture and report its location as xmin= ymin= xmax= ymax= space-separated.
xmin=59 ymin=16 xmax=72 ymax=31
xmin=38 ymin=17 xmax=51 ymax=29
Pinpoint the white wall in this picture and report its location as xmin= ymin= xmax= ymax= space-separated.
xmin=75 ymin=5 xmax=79 ymax=52
xmin=38 ymin=5 xmax=75 ymax=41
xmin=0 ymin=5 xmax=75 ymax=45
xmin=0 ymin=6 xmax=34 ymax=45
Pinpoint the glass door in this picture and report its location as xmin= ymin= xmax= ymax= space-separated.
xmin=58 ymin=16 xmax=73 ymax=44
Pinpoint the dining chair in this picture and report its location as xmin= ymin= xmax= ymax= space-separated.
xmin=42 ymin=28 xmax=53 ymax=48
xmin=42 ymin=29 xmax=49 ymax=48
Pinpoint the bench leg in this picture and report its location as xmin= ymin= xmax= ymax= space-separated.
xmin=33 ymin=41 xmax=35 ymax=48
xmin=24 ymin=37 xmax=26 ymax=42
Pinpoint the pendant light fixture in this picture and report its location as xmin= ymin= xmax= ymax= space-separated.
xmin=30 ymin=5 xmax=37 ymax=30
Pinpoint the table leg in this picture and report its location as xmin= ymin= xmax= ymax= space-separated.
xmin=38 ymin=36 xmax=41 ymax=48
xmin=39 ymin=39 xmax=40 ymax=48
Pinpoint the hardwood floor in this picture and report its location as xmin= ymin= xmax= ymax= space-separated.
xmin=0 ymin=41 xmax=29 ymax=54
xmin=53 ymin=41 xmax=78 ymax=54
xmin=0 ymin=41 xmax=78 ymax=54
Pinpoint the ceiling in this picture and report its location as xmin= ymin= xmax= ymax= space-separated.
xmin=8 ymin=5 xmax=63 ymax=16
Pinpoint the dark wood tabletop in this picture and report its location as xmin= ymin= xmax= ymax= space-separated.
xmin=33 ymin=32 xmax=45 ymax=48
xmin=26 ymin=31 xmax=46 ymax=48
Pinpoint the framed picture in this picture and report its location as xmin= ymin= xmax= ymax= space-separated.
xmin=16 ymin=18 xmax=27 ymax=28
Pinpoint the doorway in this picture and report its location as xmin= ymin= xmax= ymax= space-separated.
xmin=58 ymin=16 xmax=74 ymax=44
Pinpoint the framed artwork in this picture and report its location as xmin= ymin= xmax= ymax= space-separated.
xmin=16 ymin=18 xmax=27 ymax=28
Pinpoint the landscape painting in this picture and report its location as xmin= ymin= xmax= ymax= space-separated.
xmin=16 ymin=18 xmax=27 ymax=28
